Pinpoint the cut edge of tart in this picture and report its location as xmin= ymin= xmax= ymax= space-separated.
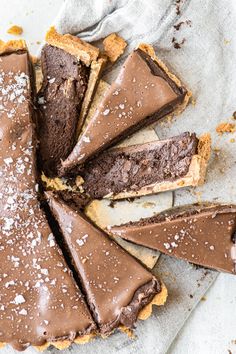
xmin=103 ymin=133 xmax=211 ymax=200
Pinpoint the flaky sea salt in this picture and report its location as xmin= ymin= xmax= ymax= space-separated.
xmin=13 ymin=294 xmax=25 ymax=305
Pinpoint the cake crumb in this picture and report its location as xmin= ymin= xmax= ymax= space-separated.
xmin=201 ymin=296 xmax=207 ymax=301
xmin=216 ymin=122 xmax=235 ymax=134
xmin=103 ymin=33 xmax=127 ymax=63
xmin=230 ymin=138 xmax=235 ymax=143
xmin=224 ymin=39 xmax=230 ymax=45
xmin=7 ymin=25 xmax=23 ymax=36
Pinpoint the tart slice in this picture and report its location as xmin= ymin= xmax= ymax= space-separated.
xmin=37 ymin=27 xmax=104 ymax=176
xmin=81 ymin=132 xmax=211 ymax=199
xmin=108 ymin=203 xmax=236 ymax=274
xmin=46 ymin=192 xmax=167 ymax=335
xmin=0 ymin=40 xmax=96 ymax=351
xmin=60 ymin=44 xmax=191 ymax=174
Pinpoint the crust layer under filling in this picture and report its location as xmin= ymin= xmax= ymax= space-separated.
xmin=81 ymin=132 xmax=203 ymax=199
xmin=109 ymin=204 xmax=236 ymax=274
xmin=0 ymin=43 xmax=96 ymax=351
xmin=46 ymin=192 xmax=161 ymax=335
xmin=60 ymin=47 xmax=189 ymax=174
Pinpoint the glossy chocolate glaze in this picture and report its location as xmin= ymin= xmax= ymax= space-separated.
xmin=82 ymin=132 xmax=198 ymax=199
xmin=109 ymin=204 xmax=236 ymax=274
xmin=61 ymin=49 xmax=186 ymax=174
xmin=46 ymin=192 xmax=161 ymax=334
xmin=0 ymin=50 xmax=95 ymax=350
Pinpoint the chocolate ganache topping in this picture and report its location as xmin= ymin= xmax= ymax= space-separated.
xmin=61 ymin=48 xmax=187 ymax=174
xmin=46 ymin=192 xmax=161 ymax=334
xmin=109 ymin=204 xmax=236 ymax=274
xmin=0 ymin=49 xmax=95 ymax=350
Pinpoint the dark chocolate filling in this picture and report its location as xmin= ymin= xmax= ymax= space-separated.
xmin=82 ymin=132 xmax=198 ymax=198
xmin=37 ymin=45 xmax=89 ymax=177
xmin=56 ymin=190 xmax=91 ymax=212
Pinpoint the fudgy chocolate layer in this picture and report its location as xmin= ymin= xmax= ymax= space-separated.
xmin=38 ymin=44 xmax=89 ymax=176
xmin=82 ymin=132 xmax=198 ymax=198
xmin=109 ymin=204 xmax=236 ymax=274
xmin=0 ymin=48 xmax=95 ymax=351
xmin=61 ymin=48 xmax=187 ymax=174
xmin=46 ymin=192 xmax=161 ymax=334
xmin=57 ymin=190 xmax=91 ymax=211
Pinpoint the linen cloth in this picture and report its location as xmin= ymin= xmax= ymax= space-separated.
xmin=45 ymin=0 xmax=236 ymax=353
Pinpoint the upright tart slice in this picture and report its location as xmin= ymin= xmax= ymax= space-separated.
xmin=109 ymin=203 xmax=236 ymax=274
xmin=61 ymin=44 xmax=191 ymax=174
xmin=46 ymin=192 xmax=167 ymax=335
xmin=81 ymin=132 xmax=211 ymax=199
xmin=37 ymin=27 xmax=104 ymax=176
xmin=0 ymin=40 xmax=96 ymax=351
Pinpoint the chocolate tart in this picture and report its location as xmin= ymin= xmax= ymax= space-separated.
xmin=108 ymin=203 xmax=236 ymax=274
xmin=81 ymin=132 xmax=211 ymax=199
xmin=37 ymin=27 xmax=105 ymax=176
xmin=60 ymin=44 xmax=191 ymax=175
xmin=0 ymin=40 xmax=96 ymax=351
xmin=46 ymin=192 xmax=167 ymax=335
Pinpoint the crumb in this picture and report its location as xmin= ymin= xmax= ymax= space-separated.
xmin=7 ymin=25 xmax=23 ymax=36
xmin=103 ymin=33 xmax=127 ymax=63
xmin=192 ymin=191 xmax=202 ymax=203
xmin=172 ymin=37 xmax=186 ymax=49
xmin=189 ymin=294 xmax=193 ymax=298
xmin=177 ymin=180 xmax=185 ymax=186
xmin=231 ymin=339 xmax=236 ymax=345
xmin=191 ymin=97 xmax=196 ymax=106
xmin=201 ymin=296 xmax=207 ymax=301
xmin=224 ymin=39 xmax=230 ymax=45
xmin=108 ymin=200 xmax=115 ymax=208
xmin=174 ymin=21 xmax=185 ymax=31
xmin=216 ymin=122 xmax=235 ymax=134
xmin=232 ymin=112 xmax=236 ymax=120
xmin=175 ymin=0 xmax=182 ymax=15
xmin=228 ymin=350 xmax=232 ymax=354
xmin=174 ymin=20 xmax=192 ymax=31
xmin=142 ymin=202 xmax=156 ymax=208
xmin=36 ymin=41 xmax=41 ymax=45
xmin=75 ymin=176 xmax=84 ymax=188
xmin=230 ymin=138 xmax=235 ymax=143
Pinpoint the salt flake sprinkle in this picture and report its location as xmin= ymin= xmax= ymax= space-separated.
xmin=12 ymin=294 xmax=25 ymax=305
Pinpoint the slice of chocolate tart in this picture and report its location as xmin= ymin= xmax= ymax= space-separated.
xmin=60 ymin=44 xmax=191 ymax=175
xmin=80 ymin=132 xmax=211 ymax=200
xmin=108 ymin=203 xmax=236 ymax=274
xmin=46 ymin=192 xmax=166 ymax=335
xmin=0 ymin=40 xmax=96 ymax=351
xmin=37 ymin=27 xmax=104 ymax=176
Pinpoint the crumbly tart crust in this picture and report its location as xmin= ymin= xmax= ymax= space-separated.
xmin=103 ymin=33 xmax=127 ymax=63
xmin=0 ymin=39 xmax=27 ymax=54
xmin=45 ymin=27 xmax=99 ymax=66
xmin=0 ymin=40 xmax=96 ymax=350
